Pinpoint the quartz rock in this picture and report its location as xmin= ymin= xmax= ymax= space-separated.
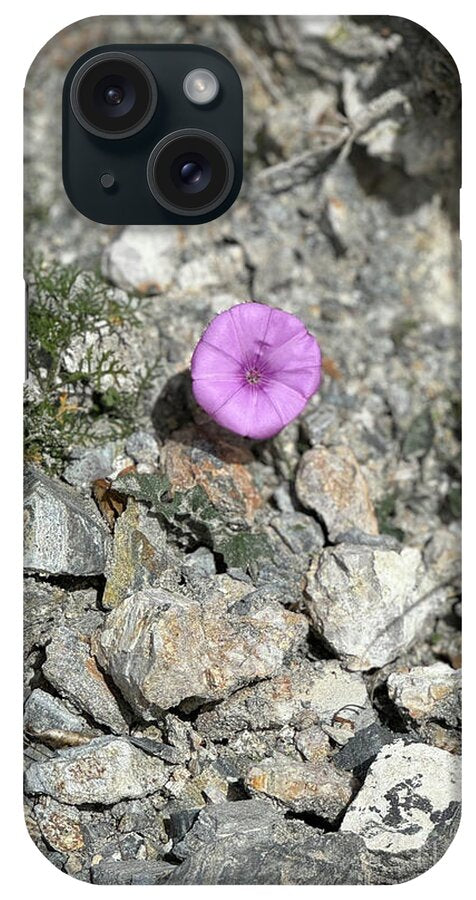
xmin=197 ymin=658 xmax=376 ymax=745
xmin=102 ymin=226 xmax=184 ymax=294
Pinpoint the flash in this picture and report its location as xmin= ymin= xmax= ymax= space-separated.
xmin=183 ymin=68 xmax=219 ymax=105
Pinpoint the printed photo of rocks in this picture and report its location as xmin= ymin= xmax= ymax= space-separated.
xmin=24 ymin=15 xmax=461 ymax=885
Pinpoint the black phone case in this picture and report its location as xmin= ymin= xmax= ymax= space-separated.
xmin=24 ymin=15 xmax=461 ymax=885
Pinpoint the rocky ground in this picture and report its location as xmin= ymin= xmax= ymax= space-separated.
xmin=24 ymin=15 xmax=461 ymax=884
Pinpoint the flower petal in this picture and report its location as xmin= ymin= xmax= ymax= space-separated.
xmin=191 ymin=301 xmax=322 ymax=440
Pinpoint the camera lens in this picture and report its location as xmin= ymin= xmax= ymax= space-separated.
xmin=104 ymin=85 xmax=124 ymax=106
xmin=147 ymin=129 xmax=234 ymax=216
xmin=180 ymin=162 xmax=202 ymax=185
xmin=70 ymin=52 xmax=157 ymax=139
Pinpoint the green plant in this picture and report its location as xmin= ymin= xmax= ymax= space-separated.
xmin=24 ymin=259 xmax=157 ymax=471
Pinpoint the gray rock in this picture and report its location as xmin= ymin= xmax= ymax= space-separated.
xmin=305 ymin=543 xmax=447 ymax=670
xmin=245 ymin=753 xmax=355 ymax=819
xmin=341 ymin=739 xmax=461 ymax=854
xmin=92 ymin=586 xmax=307 ymax=718
xmin=24 ymin=689 xmax=97 ymax=745
xmin=63 ymin=443 xmax=119 ymax=488
xmin=91 ymin=859 xmax=176 ymax=885
xmin=43 ymin=626 xmax=128 ymax=733
xmin=173 ymin=800 xmax=281 ymax=859
xmin=196 ymin=658 xmax=376 ymax=745
xmin=24 ymin=736 xmax=169 ymax=805
xmin=125 ymin=430 xmax=160 ymax=468
xmin=334 ymin=723 xmax=396 ymax=772
xmin=182 ymin=546 xmax=217 ymax=580
xmin=295 ymin=445 xmax=378 ymax=540
xmin=387 ymin=663 xmax=461 ymax=728
xmin=102 ymin=499 xmax=180 ymax=609
xmin=270 ymin=510 xmax=325 ymax=556
xmin=24 ymin=468 xmax=109 ymax=576
xmin=167 ymin=818 xmax=372 ymax=885
xmin=102 ymin=225 xmax=184 ymax=294
xmin=33 ymin=797 xmax=84 ymax=852
xmin=24 ymin=579 xmax=104 ymax=656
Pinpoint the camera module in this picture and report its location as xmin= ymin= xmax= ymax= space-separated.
xmin=146 ymin=129 xmax=234 ymax=216
xmin=70 ymin=51 xmax=158 ymax=139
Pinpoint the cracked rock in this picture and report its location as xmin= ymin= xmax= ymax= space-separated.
xmin=24 ymin=737 xmax=169 ymax=805
xmin=305 ymin=543 xmax=447 ymax=670
xmin=91 ymin=859 xmax=176 ymax=885
xmin=197 ymin=658 xmax=376 ymax=745
xmin=161 ymin=425 xmax=263 ymax=530
xmin=295 ymin=445 xmax=378 ymax=540
xmin=173 ymin=800 xmax=282 ymax=859
xmin=103 ymin=499 xmax=180 ymax=609
xmin=24 ymin=468 xmax=110 ymax=576
xmin=245 ymin=752 xmax=355 ymax=819
xmin=387 ymin=663 xmax=461 ymax=728
xmin=43 ymin=626 xmax=128 ymax=734
xmin=24 ymin=689 xmax=98 ymax=746
xmin=341 ymin=739 xmax=460 ymax=856
xmin=92 ymin=586 xmax=307 ymax=718
xmin=167 ymin=817 xmax=371 ymax=885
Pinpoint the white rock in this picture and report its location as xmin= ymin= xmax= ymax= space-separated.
xmin=341 ymin=739 xmax=461 ymax=854
xmin=305 ymin=543 xmax=447 ymax=670
xmin=102 ymin=226 xmax=185 ymax=294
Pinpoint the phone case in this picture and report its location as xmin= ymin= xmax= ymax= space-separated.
xmin=24 ymin=15 xmax=461 ymax=885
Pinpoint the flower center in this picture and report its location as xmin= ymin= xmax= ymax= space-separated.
xmin=245 ymin=368 xmax=262 ymax=385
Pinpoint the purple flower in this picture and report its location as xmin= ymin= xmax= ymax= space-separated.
xmin=191 ymin=302 xmax=322 ymax=440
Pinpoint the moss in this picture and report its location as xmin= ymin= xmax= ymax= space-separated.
xmin=24 ymin=258 xmax=158 ymax=473
xmin=375 ymin=493 xmax=405 ymax=542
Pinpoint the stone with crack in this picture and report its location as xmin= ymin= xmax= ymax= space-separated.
xmin=91 ymin=859 xmax=176 ymax=885
xmin=160 ymin=425 xmax=263 ymax=530
xmin=245 ymin=752 xmax=355 ymax=819
xmin=305 ymin=543 xmax=447 ymax=670
xmin=387 ymin=663 xmax=461 ymax=728
xmin=43 ymin=626 xmax=128 ymax=734
xmin=295 ymin=445 xmax=378 ymax=540
xmin=92 ymin=586 xmax=307 ymax=719
xmin=24 ymin=467 xmax=110 ymax=576
xmin=24 ymin=689 xmax=99 ymax=746
xmin=172 ymin=800 xmax=282 ymax=860
xmin=167 ymin=816 xmax=372 ymax=885
xmin=24 ymin=736 xmax=169 ymax=805
xmin=341 ymin=739 xmax=461 ymax=856
xmin=196 ymin=658 xmax=376 ymax=746
xmin=102 ymin=499 xmax=181 ymax=609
